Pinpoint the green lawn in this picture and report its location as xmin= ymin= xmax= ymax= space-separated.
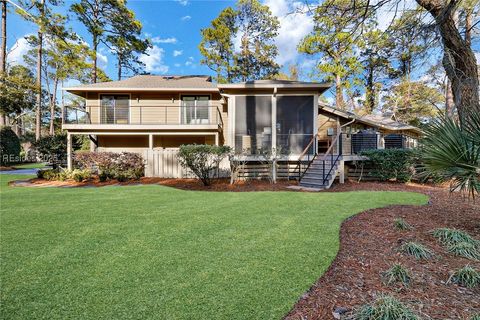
xmin=12 ymin=162 xmax=46 ymax=169
xmin=0 ymin=174 xmax=428 ymax=320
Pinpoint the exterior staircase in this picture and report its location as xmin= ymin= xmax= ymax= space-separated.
xmin=299 ymin=155 xmax=342 ymax=190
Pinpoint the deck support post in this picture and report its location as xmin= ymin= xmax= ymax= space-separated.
xmin=215 ymin=133 xmax=219 ymax=146
xmin=67 ymin=132 xmax=72 ymax=170
xmin=146 ymin=134 xmax=154 ymax=177
xmin=339 ymin=159 xmax=345 ymax=184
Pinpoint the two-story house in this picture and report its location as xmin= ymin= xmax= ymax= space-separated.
xmin=63 ymin=75 xmax=421 ymax=189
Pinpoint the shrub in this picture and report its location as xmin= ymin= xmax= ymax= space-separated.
xmin=75 ymin=151 xmax=144 ymax=181
xmin=0 ymin=126 xmax=21 ymax=165
xmin=447 ymin=242 xmax=480 ymax=260
xmin=37 ymin=169 xmax=59 ymax=181
xmin=394 ymin=218 xmax=412 ymax=231
xmin=177 ymin=144 xmax=232 ymax=186
xmin=71 ymin=169 xmax=92 ymax=182
xmin=33 ymin=133 xmax=68 ymax=168
xmin=401 ymin=241 xmax=433 ymax=259
xmin=448 ymin=265 xmax=480 ymax=288
xmin=354 ymin=295 xmax=419 ymax=320
xmin=360 ymin=149 xmax=419 ymax=182
xmin=382 ymin=264 xmax=412 ymax=287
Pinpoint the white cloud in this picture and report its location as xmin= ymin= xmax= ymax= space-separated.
xmin=175 ymin=0 xmax=188 ymax=6
xmin=173 ymin=50 xmax=183 ymax=57
xmin=174 ymin=63 xmax=181 ymax=67
xmin=181 ymin=15 xmax=191 ymax=21
xmin=151 ymin=37 xmax=178 ymax=44
xmin=476 ymin=52 xmax=480 ymax=65
xmin=264 ymin=0 xmax=314 ymax=65
xmin=139 ymin=45 xmax=169 ymax=74
xmin=7 ymin=36 xmax=33 ymax=66
xmin=97 ymin=48 xmax=108 ymax=69
xmin=376 ymin=0 xmax=418 ymax=31
xmin=185 ymin=56 xmax=194 ymax=66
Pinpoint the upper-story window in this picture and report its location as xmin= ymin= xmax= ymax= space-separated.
xmin=100 ymin=95 xmax=129 ymax=124
xmin=181 ymin=96 xmax=210 ymax=124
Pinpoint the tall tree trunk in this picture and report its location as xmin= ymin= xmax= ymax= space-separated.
xmin=35 ymin=0 xmax=45 ymax=141
xmin=464 ymin=9 xmax=471 ymax=47
xmin=0 ymin=0 xmax=6 ymax=74
xmin=117 ymin=56 xmax=122 ymax=80
xmin=445 ymin=78 xmax=454 ymax=116
xmin=416 ymin=0 xmax=480 ymax=122
xmin=335 ymin=73 xmax=345 ymax=109
xmin=0 ymin=0 xmax=6 ymax=126
xmin=49 ymin=77 xmax=58 ymax=135
xmin=92 ymin=35 xmax=98 ymax=83
xmin=366 ymin=59 xmax=375 ymax=113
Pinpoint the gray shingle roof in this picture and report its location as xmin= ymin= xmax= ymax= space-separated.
xmin=65 ymin=75 xmax=216 ymax=91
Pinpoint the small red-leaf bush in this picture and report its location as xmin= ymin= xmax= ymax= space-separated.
xmin=74 ymin=151 xmax=145 ymax=181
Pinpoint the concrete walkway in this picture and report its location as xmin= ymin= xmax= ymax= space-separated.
xmin=0 ymin=168 xmax=42 ymax=175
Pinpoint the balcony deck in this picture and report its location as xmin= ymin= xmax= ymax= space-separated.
xmin=62 ymin=105 xmax=224 ymax=133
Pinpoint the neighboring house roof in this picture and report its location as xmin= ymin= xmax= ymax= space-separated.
xmin=64 ymin=75 xmax=218 ymax=95
xmin=319 ymin=102 xmax=422 ymax=134
xmin=218 ymin=79 xmax=331 ymax=92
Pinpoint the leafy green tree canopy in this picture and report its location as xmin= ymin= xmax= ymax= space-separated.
xmin=199 ymin=0 xmax=280 ymax=83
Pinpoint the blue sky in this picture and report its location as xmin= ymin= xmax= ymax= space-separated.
xmin=6 ymin=0 xmax=319 ymax=83
xmin=6 ymin=0 xmax=480 ymax=106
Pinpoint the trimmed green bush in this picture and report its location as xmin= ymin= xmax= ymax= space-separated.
xmin=37 ymin=169 xmax=60 ymax=181
xmin=33 ymin=133 xmax=68 ymax=168
xmin=177 ymin=144 xmax=232 ymax=186
xmin=0 ymin=126 xmax=21 ymax=165
xmin=394 ymin=218 xmax=412 ymax=231
xmin=448 ymin=265 xmax=480 ymax=288
xmin=360 ymin=149 xmax=419 ymax=182
xmin=401 ymin=241 xmax=433 ymax=259
xmin=354 ymin=295 xmax=419 ymax=320
xmin=382 ymin=264 xmax=412 ymax=287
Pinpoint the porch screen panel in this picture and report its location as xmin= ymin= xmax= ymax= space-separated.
xmin=235 ymin=96 xmax=272 ymax=154
xmin=276 ymin=96 xmax=314 ymax=155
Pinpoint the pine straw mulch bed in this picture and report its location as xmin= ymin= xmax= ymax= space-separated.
xmin=9 ymin=177 xmax=298 ymax=191
xmin=285 ymin=182 xmax=480 ymax=320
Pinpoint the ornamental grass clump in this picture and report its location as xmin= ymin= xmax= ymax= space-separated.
xmin=448 ymin=265 xmax=480 ymax=288
xmin=354 ymin=295 xmax=419 ymax=320
xmin=447 ymin=242 xmax=480 ymax=260
xmin=401 ymin=242 xmax=433 ymax=260
xmin=432 ymin=228 xmax=480 ymax=260
xmin=432 ymin=228 xmax=479 ymax=246
xmin=382 ymin=264 xmax=412 ymax=287
xmin=470 ymin=313 xmax=480 ymax=320
xmin=394 ymin=218 xmax=412 ymax=231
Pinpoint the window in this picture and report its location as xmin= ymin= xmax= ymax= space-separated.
xmin=235 ymin=96 xmax=272 ymax=154
xmin=100 ymin=95 xmax=129 ymax=124
xmin=181 ymin=96 xmax=210 ymax=124
xmin=276 ymin=96 xmax=314 ymax=155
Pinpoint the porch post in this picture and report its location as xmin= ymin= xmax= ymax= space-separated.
xmin=67 ymin=132 xmax=72 ymax=170
xmin=215 ymin=133 xmax=219 ymax=146
xmin=146 ymin=134 xmax=154 ymax=177
xmin=271 ymin=87 xmax=277 ymax=183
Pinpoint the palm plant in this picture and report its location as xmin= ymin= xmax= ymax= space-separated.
xmin=419 ymin=110 xmax=480 ymax=198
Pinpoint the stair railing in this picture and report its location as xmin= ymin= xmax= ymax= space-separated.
xmin=294 ymin=134 xmax=317 ymax=180
xmin=320 ymin=132 xmax=343 ymax=185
